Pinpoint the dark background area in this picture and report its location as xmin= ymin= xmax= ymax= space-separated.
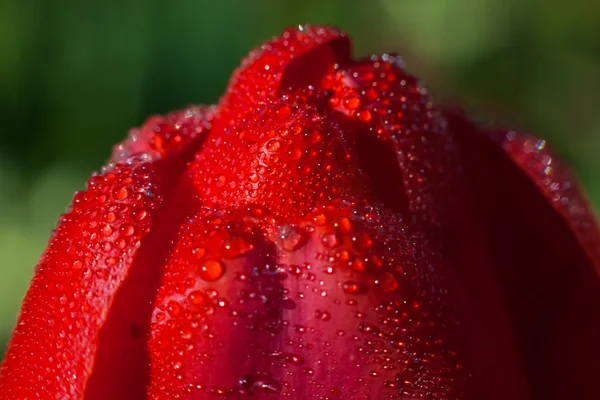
xmin=2 ymin=0 xmax=599 ymax=355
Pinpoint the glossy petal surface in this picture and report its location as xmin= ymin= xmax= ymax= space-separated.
xmin=149 ymin=205 xmax=469 ymax=399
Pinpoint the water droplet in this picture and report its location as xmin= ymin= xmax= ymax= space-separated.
xmin=286 ymin=147 xmax=302 ymax=160
xmin=254 ymin=376 xmax=282 ymax=394
xmin=113 ymin=187 xmax=128 ymax=200
xmin=167 ymin=300 xmax=182 ymax=317
xmin=345 ymin=96 xmax=360 ymax=110
xmin=222 ymin=237 xmax=253 ymax=259
xmin=100 ymin=224 xmax=113 ymax=236
xmin=266 ymin=139 xmax=281 ymax=152
xmin=321 ymin=232 xmax=341 ymax=248
xmin=285 ymin=353 xmax=305 ymax=364
xmin=374 ymin=272 xmax=398 ymax=293
xmin=121 ymin=224 xmax=135 ymax=236
xmin=188 ymin=291 xmax=207 ymax=305
xmin=343 ymin=281 xmax=368 ymax=295
xmin=240 ymin=374 xmax=282 ymax=394
xmin=181 ymin=329 xmax=192 ymax=340
xmin=307 ymin=129 xmax=322 ymax=144
xmin=248 ymin=205 xmax=265 ymax=217
xmin=336 ymin=217 xmax=352 ymax=232
xmin=191 ymin=247 xmax=206 ymax=259
xmin=215 ymin=175 xmax=227 ymax=187
xmin=353 ymin=232 xmax=373 ymax=250
xmin=199 ymin=259 xmax=224 ymax=281
xmin=350 ymin=258 xmax=366 ymax=271
xmin=275 ymin=105 xmax=292 ymax=120
xmin=315 ymin=309 xmax=331 ymax=321
xmin=104 ymin=212 xmax=116 ymax=223
xmin=313 ymin=214 xmax=327 ymax=226
xmin=357 ymin=109 xmax=372 ymax=123
xmin=135 ymin=209 xmax=148 ymax=221
xmin=280 ymin=226 xmax=307 ymax=252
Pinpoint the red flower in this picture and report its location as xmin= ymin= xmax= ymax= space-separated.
xmin=0 ymin=25 xmax=599 ymax=400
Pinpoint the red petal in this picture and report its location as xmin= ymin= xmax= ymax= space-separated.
xmin=111 ymin=106 xmax=214 ymax=163
xmin=321 ymin=56 xmax=462 ymax=229
xmin=188 ymin=94 xmax=371 ymax=222
xmin=148 ymin=204 xmax=470 ymax=399
xmin=221 ymin=25 xmax=350 ymax=113
xmin=321 ymin=57 xmax=531 ymax=399
xmin=0 ymin=107 xmax=212 ymax=399
xmin=446 ymin=110 xmax=600 ymax=399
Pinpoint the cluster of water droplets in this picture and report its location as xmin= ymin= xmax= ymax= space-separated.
xmin=146 ymin=200 xmax=468 ymax=399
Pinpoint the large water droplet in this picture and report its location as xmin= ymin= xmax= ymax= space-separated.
xmin=280 ymin=225 xmax=307 ymax=252
xmin=336 ymin=217 xmax=352 ymax=232
xmin=199 ymin=259 xmax=224 ymax=281
xmin=266 ymin=139 xmax=281 ymax=152
xmin=287 ymin=147 xmax=302 ymax=160
xmin=374 ymin=272 xmax=398 ymax=293
xmin=188 ymin=290 xmax=207 ymax=305
xmin=353 ymin=232 xmax=373 ymax=250
xmin=321 ymin=232 xmax=341 ymax=248
xmin=113 ymin=187 xmax=128 ymax=200
xmin=222 ymin=237 xmax=253 ymax=259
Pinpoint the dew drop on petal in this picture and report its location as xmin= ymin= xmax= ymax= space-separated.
xmin=373 ymin=272 xmax=398 ymax=293
xmin=199 ymin=259 xmax=224 ymax=281
xmin=342 ymin=281 xmax=368 ymax=295
xmin=222 ymin=237 xmax=254 ymax=259
xmin=188 ymin=290 xmax=207 ymax=305
xmin=280 ymin=225 xmax=307 ymax=252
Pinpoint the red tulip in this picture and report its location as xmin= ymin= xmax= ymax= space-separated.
xmin=0 ymin=25 xmax=598 ymax=400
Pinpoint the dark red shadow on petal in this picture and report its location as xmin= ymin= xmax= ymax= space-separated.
xmin=447 ymin=111 xmax=600 ymax=400
xmin=84 ymin=140 xmax=205 ymax=399
xmin=354 ymin=131 xmax=411 ymax=215
xmin=278 ymin=35 xmax=350 ymax=94
xmin=222 ymin=26 xmax=351 ymax=112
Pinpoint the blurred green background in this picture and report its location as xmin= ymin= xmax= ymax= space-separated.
xmin=1 ymin=0 xmax=600 ymax=356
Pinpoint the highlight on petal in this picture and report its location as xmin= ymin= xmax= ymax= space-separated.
xmin=445 ymin=110 xmax=600 ymax=400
